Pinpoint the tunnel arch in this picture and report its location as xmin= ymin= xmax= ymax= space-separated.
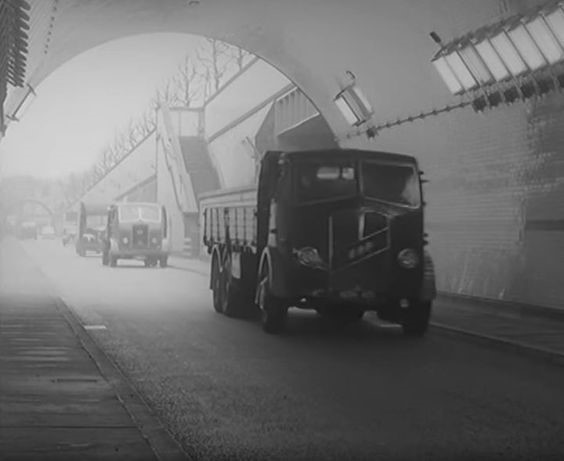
xmin=5 ymin=0 xmax=504 ymax=150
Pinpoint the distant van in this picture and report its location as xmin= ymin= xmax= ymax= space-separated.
xmin=102 ymin=202 xmax=170 ymax=268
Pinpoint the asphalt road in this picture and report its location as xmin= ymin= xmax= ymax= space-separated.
xmin=16 ymin=239 xmax=564 ymax=461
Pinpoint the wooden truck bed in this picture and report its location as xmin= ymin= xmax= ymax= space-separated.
xmin=199 ymin=185 xmax=258 ymax=251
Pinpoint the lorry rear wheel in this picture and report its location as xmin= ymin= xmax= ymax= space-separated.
xmin=102 ymin=251 xmax=109 ymax=266
xmin=211 ymin=256 xmax=223 ymax=313
xmin=110 ymin=256 xmax=117 ymax=267
xmin=159 ymin=256 xmax=168 ymax=268
xmin=258 ymin=274 xmax=287 ymax=334
xmin=401 ymin=301 xmax=431 ymax=337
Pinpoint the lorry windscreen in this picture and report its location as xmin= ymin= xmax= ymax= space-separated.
xmin=118 ymin=205 xmax=161 ymax=222
xmin=361 ymin=161 xmax=420 ymax=207
xmin=86 ymin=215 xmax=106 ymax=228
xmin=296 ymin=162 xmax=357 ymax=202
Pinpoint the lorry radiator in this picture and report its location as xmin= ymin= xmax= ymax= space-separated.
xmin=330 ymin=210 xmax=389 ymax=268
xmin=132 ymin=224 xmax=149 ymax=248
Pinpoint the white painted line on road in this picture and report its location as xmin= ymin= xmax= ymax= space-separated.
xmin=84 ymin=325 xmax=107 ymax=330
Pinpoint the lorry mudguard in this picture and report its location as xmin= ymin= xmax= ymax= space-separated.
xmin=256 ymin=247 xmax=290 ymax=301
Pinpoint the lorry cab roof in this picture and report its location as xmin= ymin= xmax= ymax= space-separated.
xmin=112 ymin=202 xmax=160 ymax=207
xmin=277 ymin=149 xmax=417 ymax=164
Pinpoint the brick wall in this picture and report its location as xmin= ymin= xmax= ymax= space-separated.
xmin=373 ymin=92 xmax=564 ymax=310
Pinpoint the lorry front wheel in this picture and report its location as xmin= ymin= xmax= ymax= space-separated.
xmin=257 ymin=272 xmax=287 ymax=334
xmin=102 ymin=251 xmax=109 ymax=266
xmin=160 ymin=256 xmax=168 ymax=268
xmin=401 ymin=301 xmax=431 ymax=337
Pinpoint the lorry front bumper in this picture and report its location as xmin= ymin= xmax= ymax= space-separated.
xmin=113 ymin=248 xmax=168 ymax=259
xmin=285 ymin=257 xmax=422 ymax=308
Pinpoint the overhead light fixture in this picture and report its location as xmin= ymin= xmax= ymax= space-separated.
xmin=431 ymin=1 xmax=564 ymax=108
xmin=7 ymin=83 xmax=36 ymax=122
xmin=507 ymin=24 xmax=547 ymax=70
xmin=334 ymin=72 xmax=374 ymax=126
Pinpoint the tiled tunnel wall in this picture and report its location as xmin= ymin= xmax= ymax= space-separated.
xmin=375 ymin=92 xmax=564 ymax=310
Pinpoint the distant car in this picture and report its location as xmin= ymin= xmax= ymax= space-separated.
xmin=40 ymin=226 xmax=57 ymax=239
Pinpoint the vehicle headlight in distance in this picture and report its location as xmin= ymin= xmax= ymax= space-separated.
xmin=397 ymin=248 xmax=419 ymax=269
xmin=122 ymin=237 xmax=129 ymax=244
xmin=151 ymin=237 xmax=158 ymax=244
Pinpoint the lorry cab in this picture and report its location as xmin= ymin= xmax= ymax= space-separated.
xmin=102 ymin=202 xmax=170 ymax=268
xmin=256 ymin=149 xmax=435 ymax=334
xmin=204 ymin=149 xmax=435 ymax=335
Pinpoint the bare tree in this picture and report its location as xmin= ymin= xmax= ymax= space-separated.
xmin=173 ymin=54 xmax=200 ymax=107
xmin=70 ymin=39 xmax=251 ymax=203
xmin=195 ymin=39 xmax=235 ymax=94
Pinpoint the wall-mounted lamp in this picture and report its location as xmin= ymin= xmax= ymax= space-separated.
xmin=7 ymin=83 xmax=36 ymax=122
xmin=334 ymin=71 xmax=374 ymax=127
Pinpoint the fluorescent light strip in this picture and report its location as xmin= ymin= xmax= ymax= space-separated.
xmin=335 ymin=96 xmax=360 ymax=125
xmin=526 ymin=16 xmax=563 ymax=64
xmin=545 ymin=7 xmax=564 ymax=48
xmin=459 ymin=45 xmax=494 ymax=84
xmin=508 ymin=24 xmax=547 ymax=71
xmin=475 ymin=39 xmax=511 ymax=81
xmin=490 ymin=31 xmax=528 ymax=76
xmin=432 ymin=56 xmax=464 ymax=94
xmin=445 ymin=51 xmax=478 ymax=90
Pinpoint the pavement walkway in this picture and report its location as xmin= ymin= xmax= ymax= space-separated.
xmin=0 ymin=239 xmax=188 ymax=461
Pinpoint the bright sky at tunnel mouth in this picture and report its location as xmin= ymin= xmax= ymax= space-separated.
xmin=0 ymin=33 xmax=209 ymax=180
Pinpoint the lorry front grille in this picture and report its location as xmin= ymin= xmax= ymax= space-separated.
xmin=330 ymin=210 xmax=389 ymax=269
xmin=132 ymin=224 xmax=149 ymax=248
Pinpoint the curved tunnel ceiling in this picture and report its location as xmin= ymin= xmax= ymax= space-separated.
xmin=5 ymin=0 xmax=505 ymax=148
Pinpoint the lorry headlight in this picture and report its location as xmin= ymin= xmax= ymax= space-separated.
xmin=151 ymin=237 xmax=158 ymax=244
xmin=122 ymin=237 xmax=129 ymax=244
xmin=397 ymin=248 xmax=419 ymax=269
xmin=293 ymin=247 xmax=328 ymax=270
